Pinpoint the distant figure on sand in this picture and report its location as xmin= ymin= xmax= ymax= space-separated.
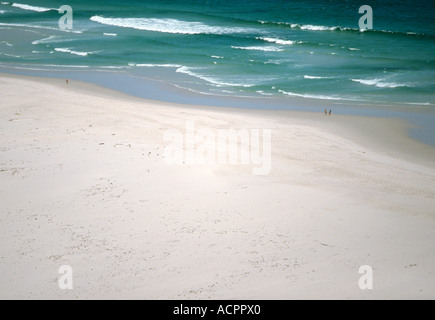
xmin=324 ymin=108 xmax=327 ymax=116
xmin=66 ymin=79 xmax=69 ymax=85
xmin=329 ymin=109 xmax=332 ymax=116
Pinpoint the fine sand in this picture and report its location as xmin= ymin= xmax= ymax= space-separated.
xmin=0 ymin=73 xmax=435 ymax=299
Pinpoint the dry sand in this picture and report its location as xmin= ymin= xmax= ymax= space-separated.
xmin=1 ymin=73 xmax=435 ymax=299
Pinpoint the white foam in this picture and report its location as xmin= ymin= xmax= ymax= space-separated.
xmin=0 ymin=10 xmax=6 ymax=13
xmin=260 ymin=21 xmax=357 ymax=33
xmin=349 ymin=48 xmax=361 ymax=51
xmin=176 ymin=66 xmax=255 ymax=88
xmin=288 ymin=23 xmax=339 ymax=31
xmin=12 ymin=3 xmax=52 ymax=12
xmin=54 ymin=48 xmax=95 ymax=57
xmin=278 ymin=89 xmax=345 ymax=100
xmin=295 ymin=23 xmax=355 ymax=32
xmin=264 ymin=59 xmax=285 ymax=65
xmin=40 ymin=64 xmax=89 ymax=68
xmin=404 ymin=102 xmax=432 ymax=106
xmin=303 ymin=25 xmax=336 ymax=31
xmin=211 ymin=55 xmax=224 ymax=59
xmin=100 ymin=66 xmax=125 ymax=69
xmin=0 ymin=22 xmax=82 ymax=33
xmin=304 ymin=75 xmax=332 ymax=80
xmin=103 ymin=33 xmax=117 ymax=37
xmin=2 ymin=53 xmax=21 ymax=58
xmin=257 ymin=37 xmax=295 ymax=45
xmin=133 ymin=63 xmax=182 ymax=68
xmin=351 ymin=78 xmax=413 ymax=88
xmin=231 ymin=46 xmax=284 ymax=52
xmin=32 ymin=35 xmax=63 ymax=45
xmin=0 ymin=41 xmax=13 ymax=46
xmin=256 ymin=90 xmax=273 ymax=96
xmin=90 ymin=16 xmax=255 ymax=35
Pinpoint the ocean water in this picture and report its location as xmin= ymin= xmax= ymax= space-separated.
xmin=1 ymin=0 xmax=435 ymax=106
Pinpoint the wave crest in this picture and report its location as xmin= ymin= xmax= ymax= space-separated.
xmin=258 ymin=20 xmax=428 ymax=37
xmin=256 ymin=37 xmax=296 ymax=45
xmin=351 ymin=78 xmax=414 ymax=88
xmin=278 ymin=89 xmax=347 ymax=101
xmin=176 ymin=66 xmax=255 ymax=88
xmin=304 ymin=75 xmax=333 ymax=80
xmin=0 ymin=22 xmax=82 ymax=33
xmin=12 ymin=3 xmax=53 ymax=12
xmin=54 ymin=48 xmax=96 ymax=57
xmin=90 ymin=16 xmax=256 ymax=35
xmin=129 ymin=63 xmax=181 ymax=68
xmin=231 ymin=46 xmax=284 ymax=52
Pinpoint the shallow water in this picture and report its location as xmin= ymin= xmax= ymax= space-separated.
xmin=1 ymin=0 xmax=434 ymax=106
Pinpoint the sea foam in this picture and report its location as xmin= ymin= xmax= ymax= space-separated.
xmin=231 ymin=46 xmax=284 ymax=52
xmin=54 ymin=48 xmax=95 ymax=57
xmin=304 ymin=75 xmax=333 ymax=80
xmin=0 ymin=22 xmax=82 ymax=33
xmin=176 ymin=66 xmax=255 ymax=88
xmin=12 ymin=3 xmax=53 ymax=12
xmin=90 ymin=16 xmax=255 ymax=35
xmin=32 ymin=35 xmax=65 ymax=45
xmin=351 ymin=78 xmax=414 ymax=88
xmin=256 ymin=37 xmax=296 ymax=45
xmin=278 ymin=89 xmax=346 ymax=100
xmin=130 ymin=63 xmax=182 ymax=68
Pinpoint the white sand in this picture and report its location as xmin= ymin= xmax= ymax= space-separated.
xmin=1 ymin=74 xmax=435 ymax=299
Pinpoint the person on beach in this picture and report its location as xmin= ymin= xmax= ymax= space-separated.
xmin=329 ymin=109 xmax=332 ymax=116
xmin=324 ymin=108 xmax=328 ymax=116
xmin=66 ymin=79 xmax=69 ymax=85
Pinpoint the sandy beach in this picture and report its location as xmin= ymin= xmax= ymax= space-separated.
xmin=1 ymin=73 xmax=435 ymax=299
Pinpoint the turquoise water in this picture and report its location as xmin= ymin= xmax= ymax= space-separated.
xmin=1 ymin=0 xmax=435 ymax=106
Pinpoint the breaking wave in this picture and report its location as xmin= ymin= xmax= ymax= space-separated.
xmin=351 ymin=78 xmax=414 ymax=88
xmin=54 ymin=48 xmax=96 ymax=57
xmin=90 ymin=16 xmax=256 ymax=35
xmin=12 ymin=3 xmax=53 ymax=12
xmin=231 ymin=46 xmax=284 ymax=52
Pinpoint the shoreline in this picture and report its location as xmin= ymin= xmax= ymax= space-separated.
xmin=2 ymin=65 xmax=434 ymax=110
xmin=1 ymin=72 xmax=435 ymax=299
xmin=1 ymin=71 xmax=434 ymax=167
xmin=2 ymin=66 xmax=435 ymax=148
